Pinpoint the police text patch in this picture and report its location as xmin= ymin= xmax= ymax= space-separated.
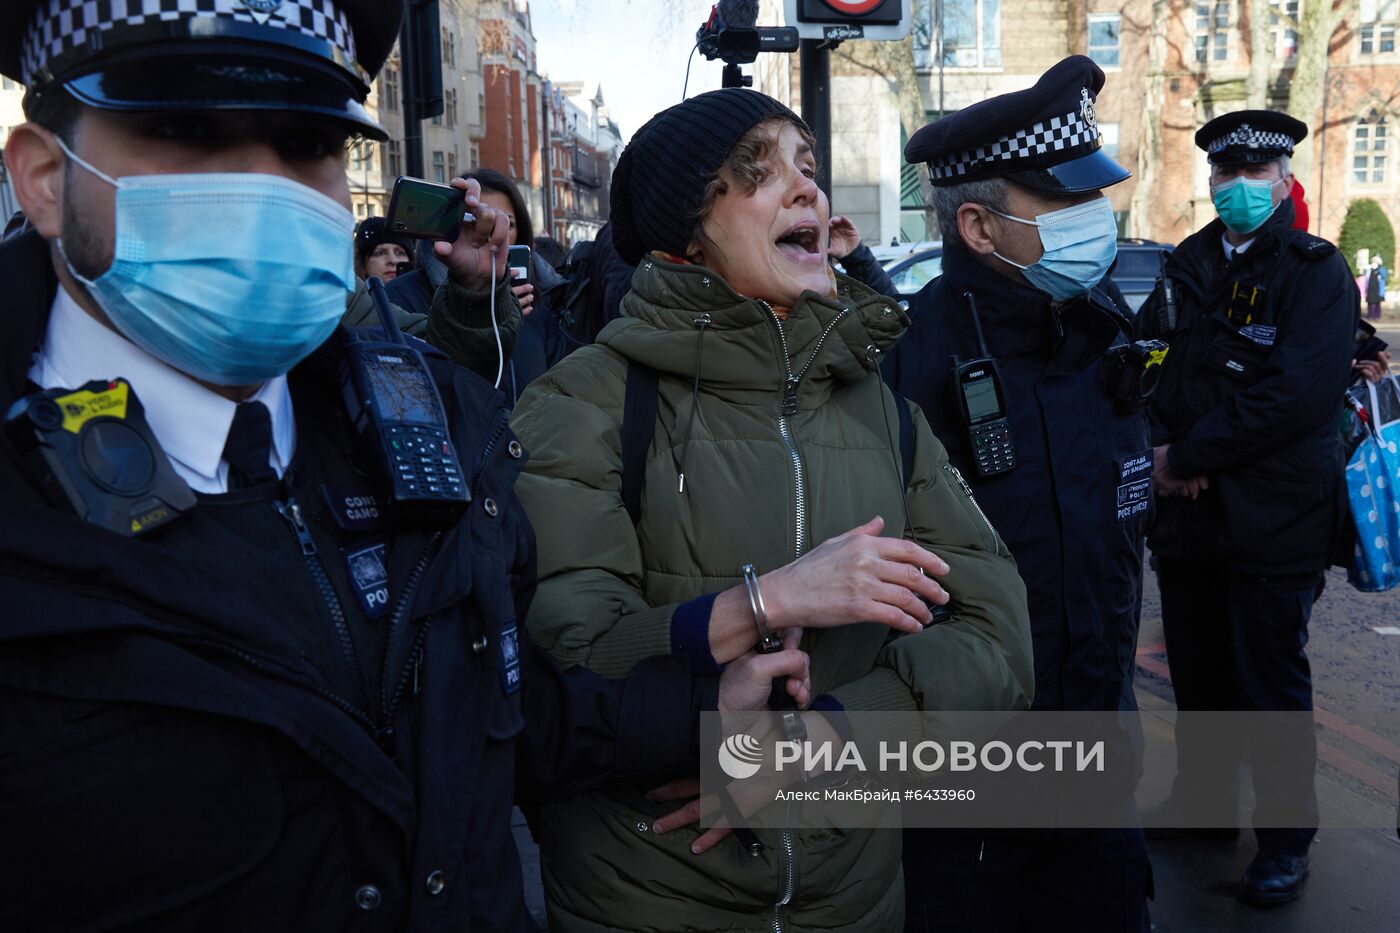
xmin=342 ymin=543 xmax=391 ymax=620
xmin=500 ymin=620 xmax=522 ymax=694
xmin=1237 ymin=324 xmax=1277 ymax=347
xmin=1116 ymin=450 xmax=1153 ymax=522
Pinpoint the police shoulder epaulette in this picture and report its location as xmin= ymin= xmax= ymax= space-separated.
xmin=1288 ymin=233 xmax=1337 ymax=261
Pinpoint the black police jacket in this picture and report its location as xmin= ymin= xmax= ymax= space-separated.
xmin=1136 ymin=199 xmax=1357 ymax=574
xmin=0 ymin=230 xmax=715 ymax=933
xmin=885 ymin=246 xmax=1150 ymax=712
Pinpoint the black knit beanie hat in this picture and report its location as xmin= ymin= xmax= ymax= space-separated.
xmin=610 ymin=89 xmax=807 ymax=266
xmin=354 ymin=216 xmax=413 ymax=263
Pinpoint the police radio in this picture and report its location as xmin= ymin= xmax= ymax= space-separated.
xmin=341 ymin=277 xmax=470 ymax=528
xmin=1154 ymin=249 xmax=1179 ymax=335
xmin=951 ymin=292 xmax=1017 ymax=478
xmin=4 ymin=379 xmax=195 ymax=536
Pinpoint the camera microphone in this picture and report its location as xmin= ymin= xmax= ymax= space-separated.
xmin=717 ymin=0 xmax=760 ymax=29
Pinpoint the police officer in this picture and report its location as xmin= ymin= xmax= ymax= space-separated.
xmin=0 ymin=2 xmax=809 ymax=930
xmin=1136 ymin=110 xmax=1355 ymax=907
xmin=887 ymin=56 xmax=1153 ymax=932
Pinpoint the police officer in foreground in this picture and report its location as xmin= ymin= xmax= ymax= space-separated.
xmin=887 ymin=56 xmax=1152 ymax=932
xmin=1136 ymin=111 xmax=1355 ymax=907
xmin=0 ymin=2 xmax=809 ymax=930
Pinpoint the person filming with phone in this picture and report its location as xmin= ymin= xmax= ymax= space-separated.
xmin=0 ymin=3 xmax=812 ymax=931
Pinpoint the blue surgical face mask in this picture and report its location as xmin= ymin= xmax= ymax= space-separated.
xmin=1211 ymin=176 xmax=1282 ymax=235
xmin=986 ymin=197 xmax=1119 ymax=304
xmin=56 ymin=138 xmax=356 ymax=387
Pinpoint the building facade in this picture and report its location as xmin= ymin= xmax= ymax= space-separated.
xmin=785 ymin=0 xmax=1397 ymax=262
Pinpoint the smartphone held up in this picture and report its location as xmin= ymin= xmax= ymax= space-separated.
xmin=386 ymin=176 xmax=478 ymax=242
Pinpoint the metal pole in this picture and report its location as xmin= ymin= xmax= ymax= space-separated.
xmin=799 ymin=39 xmax=832 ymax=200
xmin=936 ymin=0 xmax=945 ymax=116
xmin=1316 ymin=67 xmax=1331 ymax=238
xmin=400 ymin=12 xmax=424 ymax=178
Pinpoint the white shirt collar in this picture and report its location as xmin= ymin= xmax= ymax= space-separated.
xmin=27 ymin=286 xmax=296 ymax=494
xmin=1221 ymin=233 xmax=1255 ymax=261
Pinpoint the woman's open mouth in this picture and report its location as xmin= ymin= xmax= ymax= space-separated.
xmin=775 ymin=222 xmax=823 ymax=264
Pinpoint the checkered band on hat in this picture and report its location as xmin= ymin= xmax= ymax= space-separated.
xmin=19 ymin=0 xmax=356 ymax=86
xmin=928 ymin=108 xmax=1098 ymax=181
xmin=1207 ymin=124 xmax=1295 ymax=154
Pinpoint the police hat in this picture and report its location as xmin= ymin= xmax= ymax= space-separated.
xmin=1195 ymin=110 xmax=1308 ymax=165
xmin=0 ymin=1 xmax=403 ymax=141
xmin=905 ymin=55 xmax=1130 ymax=194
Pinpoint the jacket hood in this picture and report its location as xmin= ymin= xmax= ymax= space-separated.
xmin=598 ymin=254 xmax=907 ymax=407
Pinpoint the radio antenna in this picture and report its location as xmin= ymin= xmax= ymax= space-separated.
xmin=366 ymin=276 xmax=406 ymax=346
xmin=963 ymin=291 xmax=991 ymax=358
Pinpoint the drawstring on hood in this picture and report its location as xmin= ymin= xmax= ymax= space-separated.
xmin=676 ymin=313 xmax=711 ymax=493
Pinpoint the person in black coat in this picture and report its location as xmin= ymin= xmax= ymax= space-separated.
xmin=0 ymin=5 xmax=810 ymax=931
xmin=1134 ymin=110 xmax=1357 ymax=907
xmin=887 ymin=57 xmax=1152 ymax=933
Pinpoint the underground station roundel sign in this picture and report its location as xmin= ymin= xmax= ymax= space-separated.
xmin=822 ymin=0 xmax=885 ymax=11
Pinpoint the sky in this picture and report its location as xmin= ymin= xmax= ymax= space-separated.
xmin=530 ymin=0 xmax=744 ymax=142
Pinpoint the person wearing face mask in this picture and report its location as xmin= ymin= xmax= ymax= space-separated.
xmin=508 ymin=88 xmax=1033 ymax=932
xmin=885 ymin=57 xmax=1153 ymax=933
xmin=0 ymin=4 xmax=817 ymax=931
xmin=1134 ymin=110 xmax=1357 ymax=907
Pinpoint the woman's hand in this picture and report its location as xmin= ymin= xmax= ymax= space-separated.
xmin=435 ymin=176 xmax=511 ymax=291
xmin=828 ymin=215 xmax=862 ymax=261
xmin=763 ymin=516 xmax=949 ymax=634
xmin=513 ymin=282 xmax=535 ymax=317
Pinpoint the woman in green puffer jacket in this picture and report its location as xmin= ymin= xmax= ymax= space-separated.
xmin=509 ymin=89 xmax=1034 ymax=933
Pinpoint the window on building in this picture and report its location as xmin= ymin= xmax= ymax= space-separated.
xmin=1270 ymin=0 xmax=1299 ymax=59
xmin=442 ymin=29 xmax=456 ymax=68
xmin=1353 ymin=109 xmax=1389 ymax=185
xmin=1088 ymin=14 xmax=1121 ymax=68
xmin=938 ymin=0 xmax=1001 ymax=68
xmin=1194 ymin=1 xmax=1232 ymax=64
xmin=1360 ymin=0 xmax=1398 ymax=54
xmin=478 ymin=92 xmax=486 ymax=127
xmin=432 ymin=151 xmax=446 ymax=184
xmin=383 ymin=66 xmax=399 ymax=112
xmin=448 ymin=151 xmax=458 ymax=181
xmin=1100 ymin=123 xmax=1121 ymax=159
xmin=445 ymin=88 xmax=457 ymax=128
xmin=470 ymin=145 xmax=480 ymax=169
xmin=387 ymin=139 xmax=402 ymax=178
xmin=348 ymin=142 xmax=372 ymax=172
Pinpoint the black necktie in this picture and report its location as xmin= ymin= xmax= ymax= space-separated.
xmin=223 ymin=401 xmax=277 ymax=489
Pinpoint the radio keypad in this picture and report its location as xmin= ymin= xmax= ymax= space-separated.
xmin=387 ymin=425 xmax=465 ymax=499
xmin=970 ymin=421 xmax=1017 ymax=478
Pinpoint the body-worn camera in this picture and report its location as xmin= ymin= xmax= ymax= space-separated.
xmin=1101 ymin=339 xmax=1169 ymax=405
xmin=4 ymin=379 xmax=195 ymax=536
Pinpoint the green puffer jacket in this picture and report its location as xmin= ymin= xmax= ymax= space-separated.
xmin=510 ymin=256 xmax=1033 ymax=933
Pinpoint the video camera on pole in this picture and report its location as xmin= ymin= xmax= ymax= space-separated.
xmin=696 ymin=0 xmax=800 ymax=88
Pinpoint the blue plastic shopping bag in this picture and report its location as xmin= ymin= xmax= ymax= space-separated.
xmin=1345 ymin=376 xmax=1400 ymax=592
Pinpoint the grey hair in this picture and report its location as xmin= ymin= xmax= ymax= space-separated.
xmin=1276 ymin=154 xmax=1292 ymax=177
xmin=932 ymin=178 xmax=1011 ymax=248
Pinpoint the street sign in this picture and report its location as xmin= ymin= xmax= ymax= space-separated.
xmin=783 ymin=0 xmax=912 ymax=41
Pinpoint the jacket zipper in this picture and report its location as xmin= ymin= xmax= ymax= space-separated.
xmin=380 ymin=533 xmax=443 ymax=738
xmin=761 ymin=302 xmax=848 ymax=932
xmin=274 ymin=497 xmax=375 ymax=724
xmin=943 ymin=463 xmax=997 ymax=538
